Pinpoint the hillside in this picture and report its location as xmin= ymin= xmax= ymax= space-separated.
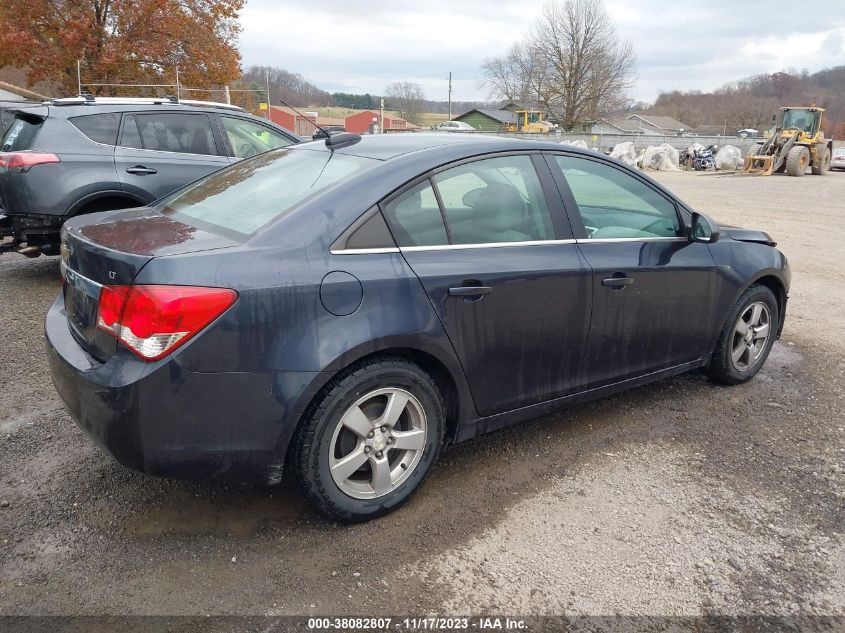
xmin=647 ymin=66 xmax=845 ymax=136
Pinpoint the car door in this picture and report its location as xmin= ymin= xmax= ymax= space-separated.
xmin=216 ymin=114 xmax=297 ymax=162
xmin=381 ymin=153 xmax=592 ymax=417
xmin=114 ymin=111 xmax=230 ymax=203
xmin=547 ymin=152 xmax=718 ymax=388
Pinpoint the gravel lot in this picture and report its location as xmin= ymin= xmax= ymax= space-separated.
xmin=1 ymin=169 xmax=843 ymax=620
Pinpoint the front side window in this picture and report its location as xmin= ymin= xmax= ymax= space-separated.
xmin=433 ymin=155 xmax=555 ymax=244
xmin=120 ymin=112 xmax=218 ymax=155
xmin=221 ymin=116 xmax=294 ymax=159
xmin=555 ymin=155 xmax=682 ymax=239
xmin=157 ymin=148 xmax=373 ymax=237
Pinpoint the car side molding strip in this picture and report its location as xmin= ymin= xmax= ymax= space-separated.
xmin=331 ymin=237 xmax=689 ymax=255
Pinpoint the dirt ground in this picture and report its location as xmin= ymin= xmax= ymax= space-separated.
xmin=1 ymin=169 xmax=843 ymax=621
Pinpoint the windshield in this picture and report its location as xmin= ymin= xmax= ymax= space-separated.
xmin=157 ymin=148 xmax=374 ymax=237
xmin=781 ymin=109 xmax=818 ymax=134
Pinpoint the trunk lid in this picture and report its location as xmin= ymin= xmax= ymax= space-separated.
xmin=60 ymin=208 xmax=240 ymax=360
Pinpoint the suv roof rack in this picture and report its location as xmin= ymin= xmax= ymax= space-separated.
xmin=177 ymin=99 xmax=244 ymax=111
xmin=45 ymin=96 xmax=244 ymax=111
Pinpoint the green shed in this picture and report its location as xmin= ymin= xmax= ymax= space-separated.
xmin=453 ymin=109 xmax=517 ymax=132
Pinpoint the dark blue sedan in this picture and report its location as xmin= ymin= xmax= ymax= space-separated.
xmin=47 ymin=133 xmax=790 ymax=521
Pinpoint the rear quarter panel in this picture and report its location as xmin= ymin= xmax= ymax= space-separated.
xmin=135 ymin=245 xmax=466 ymax=377
xmin=4 ymin=116 xmax=122 ymax=217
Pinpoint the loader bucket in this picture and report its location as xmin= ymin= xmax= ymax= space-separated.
xmin=743 ymin=155 xmax=774 ymax=176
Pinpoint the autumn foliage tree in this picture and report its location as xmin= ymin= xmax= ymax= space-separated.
xmin=0 ymin=0 xmax=244 ymax=97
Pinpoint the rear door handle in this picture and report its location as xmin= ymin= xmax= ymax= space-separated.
xmin=602 ymin=276 xmax=633 ymax=288
xmin=125 ymin=165 xmax=158 ymax=175
xmin=448 ymin=286 xmax=492 ymax=297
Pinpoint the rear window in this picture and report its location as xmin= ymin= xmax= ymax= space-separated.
xmin=157 ymin=148 xmax=374 ymax=237
xmin=69 ymin=113 xmax=121 ymax=145
xmin=1 ymin=116 xmax=42 ymax=152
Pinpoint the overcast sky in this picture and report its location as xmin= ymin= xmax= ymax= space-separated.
xmin=240 ymin=0 xmax=845 ymax=103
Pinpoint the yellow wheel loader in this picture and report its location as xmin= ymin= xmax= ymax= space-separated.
xmin=743 ymin=106 xmax=833 ymax=176
xmin=503 ymin=110 xmax=552 ymax=133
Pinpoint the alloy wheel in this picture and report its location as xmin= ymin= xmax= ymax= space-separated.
xmin=328 ymin=388 xmax=428 ymax=499
xmin=730 ymin=301 xmax=771 ymax=371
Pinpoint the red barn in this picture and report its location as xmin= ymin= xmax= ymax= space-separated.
xmin=260 ymin=106 xmax=345 ymax=136
xmin=344 ymin=110 xmax=420 ymax=134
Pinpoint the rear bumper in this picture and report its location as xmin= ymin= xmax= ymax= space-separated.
xmin=45 ymin=293 xmax=324 ymax=485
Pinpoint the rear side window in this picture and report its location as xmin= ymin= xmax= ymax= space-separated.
xmin=381 ymin=180 xmax=449 ymax=247
xmin=120 ymin=112 xmax=218 ymax=155
xmin=158 ymin=148 xmax=374 ymax=237
xmin=433 ymin=156 xmax=555 ymax=245
xmin=1 ymin=116 xmax=42 ymax=151
xmin=69 ymin=113 xmax=121 ymax=145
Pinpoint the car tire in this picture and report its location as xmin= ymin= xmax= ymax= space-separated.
xmin=708 ymin=284 xmax=779 ymax=385
xmin=293 ymin=356 xmax=445 ymax=522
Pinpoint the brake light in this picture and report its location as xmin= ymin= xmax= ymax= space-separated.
xmin=96 ymin=285 xmax=238 ymax=361
xmin=0 ymin=151 xmax=61 ymax=172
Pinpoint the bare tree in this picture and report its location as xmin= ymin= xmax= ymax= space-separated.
xmin=481 ymin=42 xmax=546 ymax=104
xmin=482 ymin=0 xmax=636 ymax=130
xmin=385 ymin=81 xmax=426 ymax=125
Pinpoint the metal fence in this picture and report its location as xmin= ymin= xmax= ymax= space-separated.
xmin=479 ymin=131 xmax=759 ymax=154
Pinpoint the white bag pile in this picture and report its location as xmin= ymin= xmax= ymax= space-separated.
xmin=610 ymin=141 xmax=637 ymax=167
xmin=562 ymin=139 xmax=589 ymax=149
xmin=715 ymin=145 xmax=742 ymax=170
xmin=639 ymin=143 xmax=680 ymax=171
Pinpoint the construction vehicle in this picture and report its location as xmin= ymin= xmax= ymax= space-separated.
xmin=743 ymin=106 xmax=832 ymax=176
xmin=503 ymin=110 xmax=553 ymax=133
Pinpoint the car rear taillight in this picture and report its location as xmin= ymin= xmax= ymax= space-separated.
xmin=96 ymin=285 xmax=238 ymax=361
xmin=0 ymin=151 xmax=61 ymax=172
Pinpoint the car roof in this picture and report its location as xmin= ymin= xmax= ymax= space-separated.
xmin=294 ymin=132 xmax=565 ymax=161
xmin=34 ymin=100 xmax=296 ymax=135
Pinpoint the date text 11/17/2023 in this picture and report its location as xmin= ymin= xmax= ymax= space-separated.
xmin=306 ymin=617 xmax=528 ymax=630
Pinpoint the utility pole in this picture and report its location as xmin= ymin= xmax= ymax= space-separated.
xmin=175 ymin=66 xmax=180 ymax=101
xmin=77 ymin=60 xmax=82 ymax=95
xmin=448 ymin=72 xmax=452 ymax=120
xmin=224 ymin=85 xmax=231 ymax=105
xmin=265 ymin=69 xmax=271 ymax=119
xmin=380 ymin=98 xmax=385 ymax=133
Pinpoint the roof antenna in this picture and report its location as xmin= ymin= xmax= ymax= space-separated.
xmin=277 ymin=96 xmax=361 ymax=150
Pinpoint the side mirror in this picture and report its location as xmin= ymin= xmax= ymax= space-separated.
xmin=690 ymin=211 xmax=720 ymax=243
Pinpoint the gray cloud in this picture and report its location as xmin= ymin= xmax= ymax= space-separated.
xmin=240 ymin=0 xmax=845 ymax=103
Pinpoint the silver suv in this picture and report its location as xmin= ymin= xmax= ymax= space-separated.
xmin=0 ymin=96 xmax=298 ymax=257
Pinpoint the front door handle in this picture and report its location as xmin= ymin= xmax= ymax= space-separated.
xmin=125 ymin=165 xmax=158 ymax=175
xmin=602 ymin=276 xmax=633 ymax=289
xmin=448 ymin=286 xmax=492 ymax=297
